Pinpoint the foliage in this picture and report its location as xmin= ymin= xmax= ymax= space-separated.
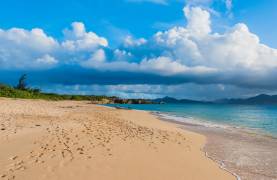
xmin=16 ymin=74 xmax=28 ymax=90
xmin=0 ymin=73 xmax=152 ymax=104
xmin=0 ymin=83 xmax=111 ymax=101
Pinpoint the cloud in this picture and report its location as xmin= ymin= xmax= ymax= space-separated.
xmin=185 ymin=0 xmax=234 ymax=17
xmin=139 ymin=56 xmax=216 ymax=75
xmin=0 ymin=22 xmax=108 ymax=69
xmin=1 ymin=5 xmax=277 ymax=96
xmin=183 ymin=6 xmax=211 ymax=36
xmin=0 ymin=27 xmax=58 ymax=69
xmin=225 ymin=0 xmax=232 ymax=11
xmin=35 ymin=54 xmax=58 ymax=66
xmin=79 ymin=55 xmax=216 ymax=76
xmin=39 ymin=83 xmax=277 ymax=100
xmin=81 ymin=49 xmax=106 ymax=67
xmin=150 ymin=6 xmax=277 ymax=88
xmin=79 ymin=5 xmax=277 ymax=89
xmin=113 ymin=49 xmax=133 ymax=61
xmin=62 ymin=22 xmax=108 ymax=52
xmin=123 ymin=35 xmax=147 ymax=47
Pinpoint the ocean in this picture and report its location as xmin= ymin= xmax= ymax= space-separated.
xmin=106 ymin=103 xmax=277 ymax=137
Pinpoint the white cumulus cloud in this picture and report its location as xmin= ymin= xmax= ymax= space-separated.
xmin=81 ymin=49 xmax=106 ymax=67
xmin=35 ymin=54 xmax=58 ymax=65
xmin=148 ymin=6 xmax=277 ymax=86
xmin=62 ymin=22 xmax=108 ymax=52
xmin=0 ymin=27 xmax=58 ymax=69
xmin=0 ymin=22 xmax=108 ymax=69
xmin=1 ymin=5 xmax=277 ymax=90
xmin=80 ymin=5 xmax=277 ymax=88
xmin=123 ymin=35 xmax=147 ymax=47
xmin=183 ymin=6 xmax=211 ymax=36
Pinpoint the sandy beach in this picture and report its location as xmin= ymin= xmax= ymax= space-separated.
xmin=0 ymin=98 xmax=235 ymax=180
xmin=179 ymin=122 xmax=277 ymax=180
xmin=158 ymin=115 xmax=277 ymax=180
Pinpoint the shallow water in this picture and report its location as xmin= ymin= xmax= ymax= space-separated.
xmin=178 ymin=121 xmax=277 ymax=180
xmin=106 ymin=103 xmax=277 ymax=137
xmin=106 ymin=103 xmax=277 ymax=179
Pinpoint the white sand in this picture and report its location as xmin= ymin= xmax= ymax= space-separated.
xmin=0 ymin=98 xmax=235 ymax=180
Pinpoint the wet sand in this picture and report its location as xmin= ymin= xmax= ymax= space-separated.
xmin=0 ymin=98 xmax=235 ymax=180
xmin=158 ymin=115 xmax=277 ymax=180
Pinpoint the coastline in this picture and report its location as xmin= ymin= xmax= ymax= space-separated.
xmin=154 ymin=111 xmax=277 ymax=139
xmin=153 ymin=112 xmax=277 ymax=180
xmin=0 ymin=98 xmax=235 ymax=180
xmin=103 ymin=105 xmax=244 ymax=179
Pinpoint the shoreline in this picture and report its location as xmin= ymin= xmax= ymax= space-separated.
xmin=153 ymin=110 xmax=277 ymax=141
xmin=152 ymin=111 xmax=277 ymax=180
xmin=153 ymin=111 xmax=277 ymax=139
xmin=104 ymin=105 xmax=241 ymax=179
xmin=154 ymin=115 xmax=243 ymax=180
xmin=0 ymin=98 xmax=235 ymax=180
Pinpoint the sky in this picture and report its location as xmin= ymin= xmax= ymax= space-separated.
xmin=0 ymin=0 xmax=277 ymax=100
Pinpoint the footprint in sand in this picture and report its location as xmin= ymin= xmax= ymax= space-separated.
xmin=9 ymin=156 xmax=18 ymax=161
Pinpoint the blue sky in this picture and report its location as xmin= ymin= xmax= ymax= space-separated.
xmin=0 ymin=0 xmax=276 ymax=47
xmin=0 ymin=0 xmax=277 ymax=99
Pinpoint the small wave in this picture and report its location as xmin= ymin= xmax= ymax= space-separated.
xmin=154 ymin=112 xmax=231 ymax=129
xmin=154 ymin=111 xmax=242 ymax=180
xmin=153 ymin=111 xmax=277 ymax=139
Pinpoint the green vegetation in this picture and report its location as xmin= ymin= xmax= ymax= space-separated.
xmin=0 ymin=83 xmax=111 ymax=101
xmin=0 ymin=74 xmax=154 ymax=104
xmin=16 ymin=74 xmax=28 ymax=90
xmin=0 ymin=74 xmax=112 ymax=101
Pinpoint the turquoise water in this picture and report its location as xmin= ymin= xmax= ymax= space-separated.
xmin=106 ymin=104 xmax=277 ymax=137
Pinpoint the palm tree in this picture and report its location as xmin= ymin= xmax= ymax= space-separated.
xmin=16 ymin=74 xmax=28 ymax=90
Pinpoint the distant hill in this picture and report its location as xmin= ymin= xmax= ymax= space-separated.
xmin=215 ymin=94 xmax=277 ymax=105
xmin=153 ymin=96 xmax=209 ymax=104
xmin=2 ymin=81 xmax=277 ymax=105
xmin=154 ymin=94 xmax=277 ymax=105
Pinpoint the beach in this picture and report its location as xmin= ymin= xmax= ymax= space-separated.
xmin=0 ymin=98 xmax=235 ymax=180
xmin=157 ymin=115 xmax=277 ymax=180
xmin=179 ymin=122 xmax=277 ymax=180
